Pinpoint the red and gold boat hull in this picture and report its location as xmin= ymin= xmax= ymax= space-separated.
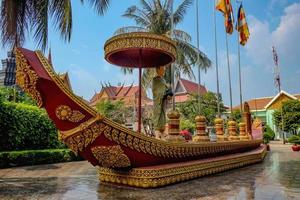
xmin=15 ymin=47 xmax=266 ymax=188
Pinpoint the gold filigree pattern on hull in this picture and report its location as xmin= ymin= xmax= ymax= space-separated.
xmin=35 ymin=51 xmax=97 ymax=116
xmin=92 ymin=145 xmax=131 ymax=168
xmin=62 ymin=117 xmax=103 ymax=154
xmin=98 ymin=146 xmax=267 ymax=188
xmin=55 ymin=105 xmax=85 ymax=123
xmin=15 ymin=49 xmax=43 ymax=107
xmin=61 ymin=115 xmax=262 ymax=158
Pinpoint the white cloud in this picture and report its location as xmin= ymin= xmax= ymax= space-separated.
xmin=246 ymin=16 xmax=273 ymax=69
xmin=246 ymin=3 xmax=300 ymax=68
xmin=272 ymin=3 xmax=300 ymax=65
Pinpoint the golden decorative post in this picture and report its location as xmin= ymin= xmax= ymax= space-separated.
xmin=239 ymin=122 xmax=249 ymax=140
xmin=243 ymin=102 xmax=252 ymax=138
xmin=166 ymin=110 xmax=184 ymax=142
xmin=214 ymin=118 xmax=227 ymax=141
xmin=193 ymin=116 xmax=210 ymax=142
xmin=228 ymin=120 xmax=240 ymax=141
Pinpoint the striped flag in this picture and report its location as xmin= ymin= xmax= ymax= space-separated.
xmin=236 ymin=3 xmax=250 ymax=45
xmin=216 ymin=0 xmax=234 ymax=34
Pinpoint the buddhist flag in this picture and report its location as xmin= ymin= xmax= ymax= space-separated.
xmin=236 ymin=4 xmax=250 ymax=45
xmin=216 ymin=0 xmax=234 ymax=34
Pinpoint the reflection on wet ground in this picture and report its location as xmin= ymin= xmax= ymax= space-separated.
xmin=0 ymin=142 xmax=299 ymax=200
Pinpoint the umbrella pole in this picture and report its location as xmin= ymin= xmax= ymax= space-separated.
xmin=138 ymin=67 xmax=142 ymax=133
xmin=138 ymin=49 xmax=142 ymax=133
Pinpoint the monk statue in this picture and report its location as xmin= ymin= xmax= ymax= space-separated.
xmin=152 ymin=66 xmax=173 ymax=139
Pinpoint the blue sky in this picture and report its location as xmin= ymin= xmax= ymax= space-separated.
xmin=1 ymin=0 xmax=300 ymax=106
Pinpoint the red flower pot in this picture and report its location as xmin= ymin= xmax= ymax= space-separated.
xmin=291 ymin=144 xmax=300 ymax=151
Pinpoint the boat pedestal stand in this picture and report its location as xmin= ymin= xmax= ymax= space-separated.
xmin=97 ymin=145 xmax=267 ymax=188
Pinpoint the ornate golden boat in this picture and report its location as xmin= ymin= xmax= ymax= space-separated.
xmin=14 ymin=33 xmax=266 ymax=188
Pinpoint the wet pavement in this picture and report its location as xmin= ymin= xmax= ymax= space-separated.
xmin=0 ymin=142 xmax=299 ymax=200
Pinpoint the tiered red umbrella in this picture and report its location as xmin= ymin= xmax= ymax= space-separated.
xmin=104 ymin=32 xmax=176 ymax=132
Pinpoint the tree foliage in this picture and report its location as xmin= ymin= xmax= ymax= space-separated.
xmin=273 ymin=100 xmax=300 ymax=134
xmin=0 ymin=86 xmax=36 ymax=105
xmin=95 ymin=99 xmax=133 ymax=124
xmin=115 ymin=0 xmax=212 ymax=88
xmin=177 ymin=92 xmax=225 ymax=126
xmin=231 ymin=109 xmax=242 ymax=123
xmin=0 ymin=0 xmax=111 ymax=51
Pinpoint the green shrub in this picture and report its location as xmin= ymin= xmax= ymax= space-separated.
xmin=264 ymin=125 xmax=275 ymax=140
xmin=180 ymin=119 xmax=196 ymax=133
xmin=0 ymin=102 xmax=64 ymax=151
xmin=0 ymin=149 xmax=83 ymax=168
xmin=287 ymin=135 xmax=300 ymax=145
xmin=263 ymin=132 xmax=272 ymax=144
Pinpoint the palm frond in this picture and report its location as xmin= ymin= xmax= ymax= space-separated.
xmin=50 ymin=0 xmax=72 ymax=42
xmin=163 ymin=0 xmax=173 ymax=13
xmin=176 ymin=39 xmax=212 ymax=72
xmin=123 ymin=6 xmax=150 ymax=27
xmin=172 ymin=29 xmax=191 ymax=43
xmin=173 ymin=0 xmax=193 ymax=25
xmin=32 ymin=0 xmax=49 ymax=51
xmin=84 ymin=0 xmax=110 ymax=15
xmin=0 ymin=0 xmax=30 ymax=48
xmin=140 ymin=0 xmax=154 ymax=15
xmin=154 ymin=0 xmax=163 ymax=10
xmin=120 ymin=67 xmax=133 ymax=75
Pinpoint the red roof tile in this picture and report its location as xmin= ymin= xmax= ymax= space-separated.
xmin=232 ymin=94 xmax=300 ymax=111
xmin=179 ymin=78 xmax=207 ymax=95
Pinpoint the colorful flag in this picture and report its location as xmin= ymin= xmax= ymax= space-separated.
xmin=236 ymin=4 xmax=250 ymax=45
xmin=216 ymin=0 xmax=234 ymax=34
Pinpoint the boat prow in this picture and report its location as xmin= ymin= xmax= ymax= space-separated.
xmin=15 ymin=47 xmax=267 ymax=188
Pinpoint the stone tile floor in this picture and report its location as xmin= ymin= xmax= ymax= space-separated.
xmin=0 ymin=141 xmax=299 ymax=200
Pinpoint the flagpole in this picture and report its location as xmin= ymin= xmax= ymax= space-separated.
xmin=236 ymin=0 xmax=243 ymax=113
xmin=225 ymin=32 xmax=233 ymax=115
xmin=213 ymin=0 xmax=221 ymax=117
xmin=170 ymin=0 xmax=175 ymax=111
xmin=196 ymin=0 xmax=202 ymax=113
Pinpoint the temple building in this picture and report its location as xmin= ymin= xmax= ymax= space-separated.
xmin=0 ymin=51 xmax=16 ymax=86
xmin=59 ymin=72 xmax=73 ymax=92
xmin=232 ymin=90 xmax=300 ymax=138
xmin=174 ymin=78 xmax=208 ymax=103
xmin=89 ymin=83 xmax=152 ymax=108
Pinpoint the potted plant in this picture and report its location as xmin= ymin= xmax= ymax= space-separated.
xmin=288 ymin=135 xmax=300 ymax=151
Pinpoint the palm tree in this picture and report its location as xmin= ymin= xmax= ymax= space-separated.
xmin=115 ymin=0 xmax=212 ymax=88
xmin=0 ymin=0 xmax=110 ymax=51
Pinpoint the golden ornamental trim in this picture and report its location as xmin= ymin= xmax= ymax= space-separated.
xmin=55 ymin=105 xmax=85 ymax=123
xmin=62 ymin=114 xmax=262 ymax=158
xmin=104 ymin=32 xmax=176 ymax=62
xmin=15 ymin=49 xmax=43 ymax=107
xmin=62 ymin=118 xmax=103 ymax=154
xmin=98 ymin=146 xmax=267 ymax=188
xmin=35 ymin=51 xmax=97 ymax=116
xmin=92 ymin=145 xmax=130 ymax=168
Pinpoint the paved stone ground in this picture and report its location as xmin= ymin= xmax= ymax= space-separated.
xmin=0 ymin=141 xmax=299 ymax=200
